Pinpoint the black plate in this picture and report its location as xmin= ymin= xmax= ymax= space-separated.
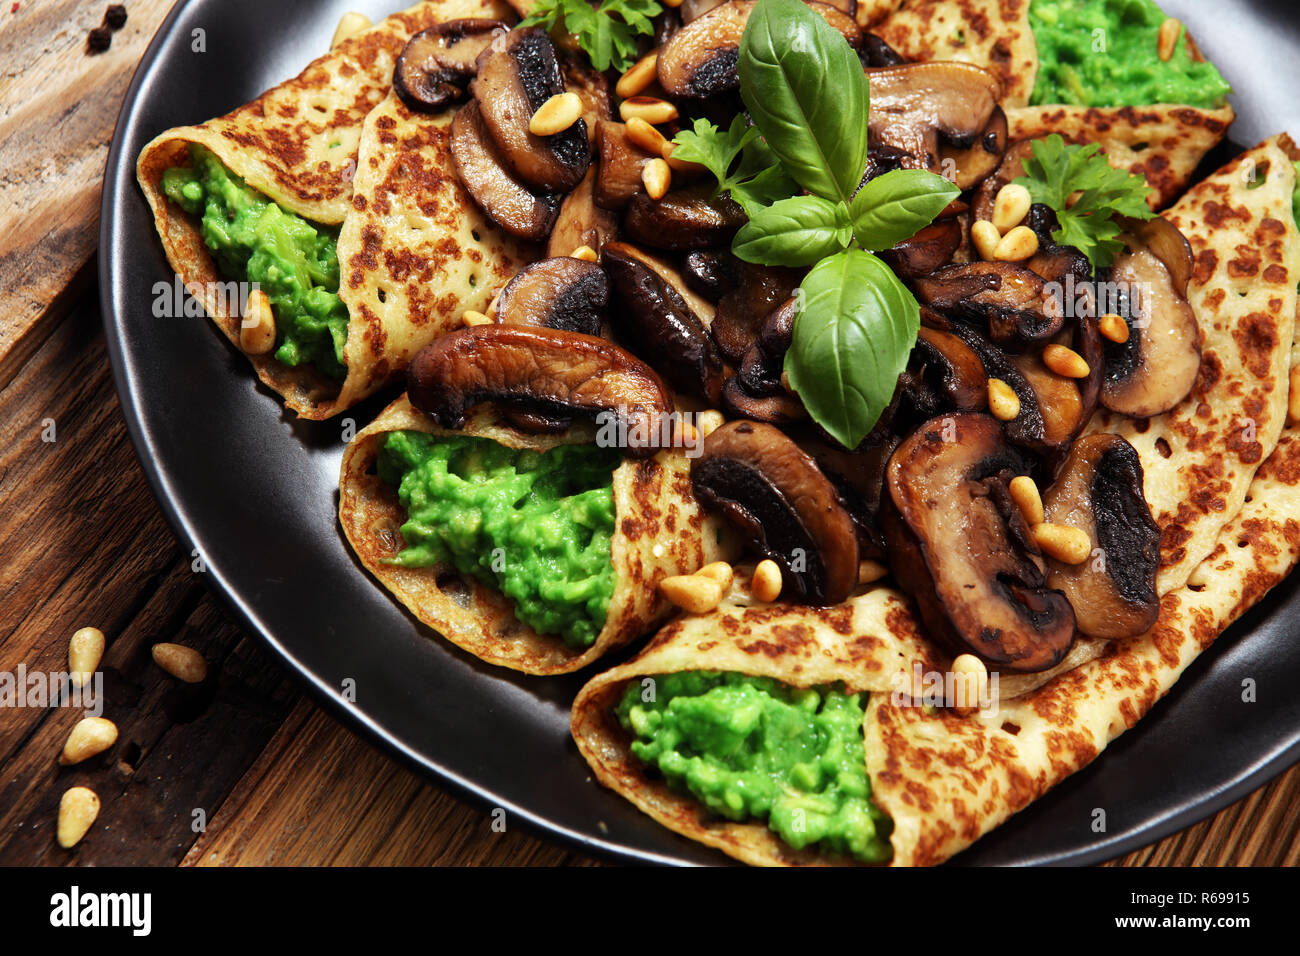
xmin=101 ymin=0 xmax=1300 ymax=865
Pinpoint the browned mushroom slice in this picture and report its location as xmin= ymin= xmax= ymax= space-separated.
xmin=1022 ymin=203 xmax=1093 ymax=287
xmin=407 ymin=325 xmax=673 ymax=457
xmin=1042 ymin=434 xmax=1160 ymax=639
xmin=735 ymin=296 xmax=796 ymax=397
xmin=658 ymin=0 xmax=862 ymax=99
xmin=692 ymin=421 xmax=860 ymax=603
xmin=562 ymin=58 xmax=612 ymax=148
xmin=882 ymin=413 xmax=1077 ymax=672
xmin=1100 ymin=217 xmax=1200 ymax=417
xmin=938 ymin=105 xmax=1007 ymax=191
xmin=865 ymin=62 xmax=1002 ymax=175
xmin=913 ymin=326 xmax=988 ymax=413
xmin=494 ymin=257 xmax=610 ymax=336
xmin=680 ymin=0 xmax=726 ymax=22
xmin=878 ymin=218 xmax=962 ymax=280
xmin=682 ymin=250 xmax=742 ymax=301
xmin=451 ymin=100 xmax=560 ymax=241
xmin=624 ymin=185 xmax=747 ymax=251
xmin=603 ymin=242 xmax=727 ymax=404
xmin=722 ymin=378 xmax=807 ymax=424
xmin=472 ymin=28 xmax=590 ymax=192
xmin=711 ymin=266 xmax=802 ymax=364
xmin=913 ymin=261 xmax=1063 ymax=347
xmin=546 ymin=166 xmax=618 ymax=258
xmin=1008 ymin=352 xmax=1084 ymax=447
xmin=594 ymin=120 xmax=657 ymax=211
xmin=859 ymin=31 xmax=907 ymax=67
xmin=393 ymin=20 xmax=509 ymax=112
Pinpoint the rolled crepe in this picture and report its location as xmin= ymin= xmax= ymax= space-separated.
xmin=339 ymin=395 xmax=737 ymax=674
xmin=136 ymin=0 xmax=530 ymax=419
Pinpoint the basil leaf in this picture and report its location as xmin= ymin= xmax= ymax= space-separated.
xmin=732 ymin=196 xmax=852 ymax=265
xmin=849 ymin=168 xmax=960 ymax=251
xmin=785 ymin=250 xmax=920 ymax=448
xmin=738 ymin=0 xmax=869 ymax=205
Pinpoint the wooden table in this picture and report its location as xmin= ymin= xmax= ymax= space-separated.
xmin=0 ymin=0 xmax=1295 ymax=869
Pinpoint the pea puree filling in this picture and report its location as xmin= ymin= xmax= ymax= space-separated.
xmin=1029 ymin=0 xmax=1231 ymax=109
xmin=617 ymin=671 xmax=894 ymax=863
xmin=161 ymin=144 xmax=350 ymax=380
xmin=377 ymin=431 xmax=620 ymax=649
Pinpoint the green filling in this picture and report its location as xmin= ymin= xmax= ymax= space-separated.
xmin=1292 ymin=162 xmax=1300 ymax=230
xmin=1028 ymin=0 xmax=1231 ymax=109
xmin=617 ymin=671 xmax=893 ymax=863
xmin=377 ymin=431 xmax=620 ymax=649
xmin=161 ymin=144 xmax=350 ymax=380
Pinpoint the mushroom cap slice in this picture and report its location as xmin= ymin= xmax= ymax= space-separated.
xmin=1042 ymin=434 xmax=1160 ymax=639
xmin=546 ymin=165 xmax=619 ymax=258
xmin=692 ymin=420 xmax=860 ymax=603
xmin=913 ymin=261 xmax=1064 ymax=348
xmin=883 ymin=413 xmax=1077 ymax=672
xmin=393 ymin=20 xmax=509 ymax=113
xmin=594 ymin=120 xmax=658 ymax=211
xmin=494 ymin=257 xmax=610 ymax=336
xmin=407 ymin=325 xmax=674 ymax=457
xmin=866 ymin=62 xmax=1002 ymax=174
xmin=878 ymin=218 xmax=962 ymax=280
xmin=472 ymin=28 xmax=591 ymax=192
xmin=710 ymin=264 xmax=802 ymax=364
xmin=451 ymin=101 xmax=560 ymax=241
xmin=623 ymin=185 xmax=747 ymax=251
xmin=938 ymin=105 xmax=1007 ymax=191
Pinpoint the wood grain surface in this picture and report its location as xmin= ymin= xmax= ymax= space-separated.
xmin=0 ymin=0 xmax=1295 ymax=868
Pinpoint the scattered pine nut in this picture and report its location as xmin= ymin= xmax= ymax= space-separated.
xmin=529 ymin=92 xmax=583 ymax=136
xmin=625 ymin=116 xmax=669 ymax=155
xmin=1008 ymin=475 xmax=1045 ymax=526
xmin=663 ymin=0 xmax=685 ymax=7
xmin=1042 ymin=344 xmax=1091 ymax=379
xmin=1157 ymin=17 xmax=1181 ymax=62
xmin=752 ymin=559 xmax=783 ymax=603
xmin=971 ymin=219 xmax=1001 ymax=261
xmin=992 ymin=183 xmax=1032 ymax=233
xmin=68 ymin=626 xmax=105 ymax=687
xmin=1099 ymin=312 xmax=1130 ymax=344
xmin=642 ymin=157 xmax=671 ymax=200
xmin=151 ymin=643 xmax=208 ymax=683
xmin=659 ymin=574 xmax=724 ymax=614
xmin=619 ymin=96 xmax=678 ymax=125
xmin=992 ymin=224 xmax=1039 ymax=262
xmin=60 ymin=717 xmax=118 ymax=766
xmin=951 ymin=653 xmax=989 ymax=715
xmin=696 ymin=409 xmax=725 ymax=438
xmin=57 ymin=787 xmax=100 ymax=849
xmin=330 ymin=11 xmax=371 ymax=49
xmin=987 ymin=377 xmax=1021 ymax=421
xmin=1033 ymin=523 xmax=1092 ymax=565
xmin=857 ymin=560 xmax=888 ymax=585
xmin=462 ymin=309 xmax=493 ymax=326
xmin=1289 ymin=365 xmax=1300 ymax=424
xmin=570 ymin=245 xmax=599 ymax=262
xmin=697 ymin=561 xmax=734 ymax=590
xmin=239 ymin=289 xmax=276 ymax=355
xmin=616 ymin=52 xmax=658 ymax=99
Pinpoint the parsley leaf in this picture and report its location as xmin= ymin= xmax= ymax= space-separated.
xmin=669 ymin=116 xmax=800 ymax=216
xmin=1012 ymin=134 xmax=1155 ymax=268
xmin=523 ymin=0 xmax=662 ymax=72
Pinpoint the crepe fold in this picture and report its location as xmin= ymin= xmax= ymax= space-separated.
xmin=136 ymin=0 xmax=527 ymax=419
xmin=338 ymin=396 xmax=736 ymax=674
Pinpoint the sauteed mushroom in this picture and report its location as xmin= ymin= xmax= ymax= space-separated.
xmin=913 ymin=261 xmax=1064 ymax=347
xmin=393 ymin=19 xmax=508 ymax=112
xmin=450 ymin=101 xmax=560 ymax=241
xmin=710 ymin=265 xmax=802 ymax=364
xmin=407 ymin=325 xmax=673 ymax=457
xmin=494 ymin=257 xmax=610 ymax=335
xmin=546 ymin=166 xmax=619 ymax=258
xmin=682 ymin=250 xmax=742 ymax=301
xmin=692 ymin=420 xmax=860 ymax=603
xmin=624 ymin=185 xmax=747 ymax=251
xmin=882 ymin=413 xmax=1077 ymax=672
xmin=878 ymin=218 xmax=962 ymax=280
xmin=594 ymin=120 xmax=657 ymax=210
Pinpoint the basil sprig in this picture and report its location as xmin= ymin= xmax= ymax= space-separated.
xmin=717 ymin=0 xmax=959 ymax=448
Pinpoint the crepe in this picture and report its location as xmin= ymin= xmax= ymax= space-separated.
xmin=137 ymin=0 xmax=528 ymax=419
xmin=338 ymin=395 xmax=737 ymax=674
xmin=571 ymin=137 xmax=1300 ymax=865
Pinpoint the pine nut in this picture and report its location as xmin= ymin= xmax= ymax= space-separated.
xmin=987 ymin=377 xmax=1021 ymax=421
xmin=659 ymin=574 xmax=724 ymax=614
xmin=752 ymin=559 xmax=783 ymax=602
xmin=1157 ymin=17 xmax=1181 ymax=62
xmin=642 ymin=157 xmax=671 ymax=200
xmin=951 ymin=653 xmax=989 ymax=714
xmin=239 ymin=289 xmax=276 ymax=355
xmin=57 ymin=787 xmax=100 ymax=849
xmin=697 ymin=561 xmax=734 ymax=590
xmin=462 ymin=309 xmax=492 ymax=326
xmin=152 ymin=643 xmax=208 ymax=683
xmin=616 ymin=52 xmax=658 ymax=99
xmin=992 ymin=183 xmax=1032 ymax=233
xmin=858 ymin=560 xmax=888 ymax=584
xmin=1009 ymin=475 xmax=1044 ymax=526
xmin=1290 ymin=365 xmax=1300 ymax=424
xmin=529 ymin=92 xmax=583 ymax=136
xmin=626 ymin=116 xmax=669 ymax=155
xmin=60 ymin=717 xmax=118 ymax=766
xmin=971 ymin=219 xmax=1001 ymax=261
xmin=697 ymin=409 xmax=725 ymax=438
xmin=1033 ymin=522 xmax=1092 ymax=564
xmin=663 ymin=0 xmax=685 ymax=7
xmin=1099 ymin=312 xmax=1130 ymax=343
xmin=1042 ymin=344 xmax=1091 ymax=378
xmin=570 ymin=245 xmax=599 ymax=262
xmin=330 ymin=11 xmax=371 ymax=49
xmin=992 ymin=225 xmax=1039 ymax=262
xmin=68 ymin=626 xmax=105 ymax=687
xmin=619 ymin=96 xmax=678 ymax=125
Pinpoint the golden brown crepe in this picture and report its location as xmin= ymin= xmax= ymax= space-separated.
xmin=338 ymin=395 xmax=737 ymax=674
xmin=137 ymin=0 xmax=527 ymax=418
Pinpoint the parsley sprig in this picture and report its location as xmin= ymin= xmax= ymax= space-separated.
xmin=523 ymin=0 xmax=662 ymax=72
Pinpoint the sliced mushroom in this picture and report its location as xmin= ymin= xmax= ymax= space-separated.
xmin=680 ymin=0 xmax=726 ymax=23
xmin=546 ymin=165 xmax=619 ymax=258
xmin=913 ymin=261 xmax=1064 ymax=347
xmin=562 ymin=57 xmax=612 ymax=148
xmin=407 ymin=325 xmax=672 ymax=457
xmin=938 ymin=105 xmax=1007 ymax=191
xmin=451 ymin=100 xmax=560 ymax=241
xmin=472 ymin=28 xmax=590 ymax=192
xmin=603 ymin=242 xmax=727 ymax=404
xmin=1100 ymin=217 xmax=1200 ymax=417
xmin=1042 ymin=434 xmax=1160 ymax=639
xmin=624 ymin=185 xmax=747 ymax=251
xmin=1021 ymin=203 xmax=1093 ymax=287
xmin=805 ymin=431 xmax=900 ymax=560
xmin=722 ymin=378 xmax=807 ymax=424
xmin=878 ymin=218 xmax=962 ymax=280
xmin=494 ymin=257 xmax=609 ymax=336
xmin=710 ymin=265 xmax=802 ymax=364
xmin=882 ymin=413 xmax=1076 ymax=672
xmin=693 ymin=420 xmax=860 ymax=603
xmin=735 ymin=296 xmax=796 ymax=397
xmin=859 ymin=31 xmax=907 ymax=68
xmin=658 ymin=0 xmax=862 ymax=99
xmin=910 ymin=326 xmax=988 ymax=414
xmin=594 ymin=120 xmax=657 ymax=210
xmin=393 ymin=20 xmax=508 ymax=112
xmin=866 ymin=62 xmax=1002 ymax=177
xmin=682 ymin=249 xmax=742 ymax=302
